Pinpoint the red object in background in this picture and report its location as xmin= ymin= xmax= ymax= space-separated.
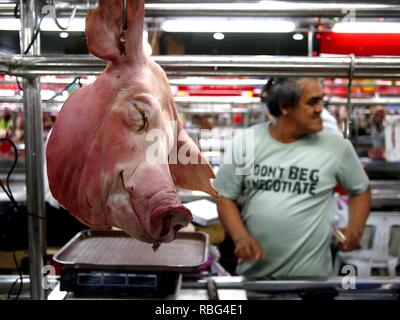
xmin=177 ymin=84 xmax=256 ymax=97
xmin=320 ymin=32 xmax=400 ymax=56
xmin=51 ymin=261 xmax=62 ymax=276
xmin=0 ymin=141 xmax=25 ymax=158
xmin=323 ymin=78 xmax=400 ymax=97
xmin=233 ymin=114 xmax=243 ymax=124
xmin=334 ymin=185 xmax=348 ymax=196
xmin=0 ymin=141 xmax=11 ymax=154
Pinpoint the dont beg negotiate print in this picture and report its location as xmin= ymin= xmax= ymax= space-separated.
xmin=246 ymin=164 xmax=320 ymax=196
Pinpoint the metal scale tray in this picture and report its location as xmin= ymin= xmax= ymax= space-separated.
xmin=53 ymin=229 xmax=209 ymax=296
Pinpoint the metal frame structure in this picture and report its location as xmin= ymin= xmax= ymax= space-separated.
xmin=0 ymin=0 xmax=399 ymax=300
xmin=1 ymin=54 xmax=400 ymax=78
xmin=1 ymin=1 xmax=400 ymax=18
xmin=2 ymin=96 xmax=400 ymax=109
xmin=19 ymin=0 xmax=47 ymax=301
xmin=3 ymin=78 xmax=400 ymax=88
xmin=2 ymin=274 xmax=400 ymax=300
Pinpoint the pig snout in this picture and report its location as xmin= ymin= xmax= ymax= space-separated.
xmin=151 ymin=206 xmax=192 ymax=242
xmin=123 ymin=163 xmax=192 ymax=242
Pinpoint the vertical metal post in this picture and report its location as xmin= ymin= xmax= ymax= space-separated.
xmin=244 ymin=111 xmax=250 ymax=127
xmin=307 ymin=28 xmax=314 ymax=57
xmin=20 ymin=0 xmax=47 ymax=300
xmin=345 ymin=54 xmax=355 ymax=139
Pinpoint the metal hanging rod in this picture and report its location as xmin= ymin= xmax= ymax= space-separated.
xmin=173 ymin=96 xmax=400 ymax=106
xmin=174 ymin=96 xmax=260 ymax=104
xmin=144 ymin=2 xmax=400 ymax=18
xmin=0 ymin=96 xmax=261 ymax=105
xmin=3 ymin=78 xmax=400 ymax=88
xmin=1 ymin=96 xmax=400 ymax=107
xmin=1 ymin=1 xmax=400 ymax=18
xmin=2 ymin=78 xmax=400 ymax=88
xmin=169 ymin=78 xmax=267 ymax=86
xmin=168 ymin=79 xmax=400 ymax=87
xmin=326 ymin=97 xmax=400 ymax=106
xmin=1 ymin=54 xmax=400 ymax=78
xmin=178 ymin=107 xmax=265 ymax=114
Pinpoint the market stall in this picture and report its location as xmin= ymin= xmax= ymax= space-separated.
xmin=0 ymin=0 xmax=399 ymax=301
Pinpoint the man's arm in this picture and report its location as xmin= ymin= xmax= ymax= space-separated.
xmin=217 ymin=196 xmax=266 ymax=261
xmin=339 ymin=185 xmax=371 ymax=251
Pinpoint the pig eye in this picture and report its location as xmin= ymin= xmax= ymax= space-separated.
xmin=124 ymin=102 xmax=149 ymax=133
xmin=133 ymin=103 xmax=149 ymax=133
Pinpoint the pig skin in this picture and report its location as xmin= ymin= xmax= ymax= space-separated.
xmin=46 ymin=0 xmax=218 ymax=245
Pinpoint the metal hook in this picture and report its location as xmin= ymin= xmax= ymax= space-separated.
xmin=41 ymin=1 xmax=77 ymax=31
xmin=345 ymin=53 xmax=355 ymax=139
xmin=118 ymin=0 xmax=129 ymax=55
xmin=123 ymin=0 xmax=128 ymax=31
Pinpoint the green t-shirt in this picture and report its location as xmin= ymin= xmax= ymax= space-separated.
xmin=214 ymin=122 xmax=369 ymax=278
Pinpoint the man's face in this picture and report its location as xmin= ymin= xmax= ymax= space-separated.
xmin=285 ymin=78 xmax=324 ymax=135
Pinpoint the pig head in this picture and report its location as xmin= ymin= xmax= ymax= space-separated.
xmin=46 ymin=0 xmax=218 ymax=246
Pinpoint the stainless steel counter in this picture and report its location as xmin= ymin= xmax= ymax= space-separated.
xmin=45 ymin=276 xmax=400 ymax=300
xmin=1 ymin=274 xmax=399 ymax=300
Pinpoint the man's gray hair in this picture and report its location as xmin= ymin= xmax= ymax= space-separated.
xmin=261 ymin=78 xmax=307 ymax=117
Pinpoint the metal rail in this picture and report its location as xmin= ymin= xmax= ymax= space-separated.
xmin=2 ymin=78 xmax=400 ymax=87
xmin=1 ymin=96 xmax=400 ymax=108
xmin=144 ymin=2 xmax=400 ymax=18
xmin=181 ymin=276 xmax=400 ymax=290
xmin=1 ymin=275 xmax=399 ymax=298
xmin=327 ymin=97 xmax=400 ymax=106
xmin=20 ymin=0 xmax=47 ymax=301
xmin=1 ymin=54 xmax=400 ymax=78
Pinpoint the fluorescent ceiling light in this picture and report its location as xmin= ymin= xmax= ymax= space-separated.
xmin=332 ymin=22 xmax=400 ymax=34
xmin=213 ymin=32 xmax=225 ymax=40
xmin=0 ymin=18 xmax=153 ymax=55
xmin=161 ymin=18 xmax=295 ymax=33
xmin=59 ymin=32 xmax=69 ymax=39
xmin=292 ymin=33 xmax=304 ymax=40
xmin=0 ymin=17 xmax=85 ymax=31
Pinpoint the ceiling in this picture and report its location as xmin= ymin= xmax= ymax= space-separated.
xmin=0 ymin=31 xmax=312 ymax=55
xmin=0 ymin=1 xmax=399 ymax=56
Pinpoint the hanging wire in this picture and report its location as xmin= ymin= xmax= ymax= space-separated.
xmin=14 ymin=2 xmax=20 ymax=19
xmin=0 ymin=138 xmax=23 ymax=299
xmin=9 ymin=0 xmax=79 ymax=300
xmin=16 ymin=77 xmax=23 ymax=92
xmin=42 ymin=1 xmax=78 ymax=31
xmin=24 ymin=0 xmax=79 ymax=55
xmin=23 ymin=15 xmax=45 ymax=55
xmin=0 ymin=138 xmax=45 ymax=221
xmin=45 ymin=77 xmax=82 ymax=102
xmin=0 ymin=137 xmax=47 ymax=299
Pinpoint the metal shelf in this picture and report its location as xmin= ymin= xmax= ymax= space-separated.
xmin=2 ymin=54 xmax=400 ymax=78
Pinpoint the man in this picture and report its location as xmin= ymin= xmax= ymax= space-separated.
xmin=214 ymin=78 xmax=371 ymax=278
xmin=368 ymin=106 xmax=386 ymax=159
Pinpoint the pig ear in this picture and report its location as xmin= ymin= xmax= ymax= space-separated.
xmin=85 ymin=0 xmax=144 ymax=63
xmin=169 ymin=130 xmax=219 ymax=199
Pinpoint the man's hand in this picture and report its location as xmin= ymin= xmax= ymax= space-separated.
xmin=217 ymin=196 xmax=266 ymax=262
xmin=337 ymin=227 xmax=363 ymax=252
xmin=338 ymin=186 xmax=371 ymax=252
xmin=234 ymin=236 xmax=266 ymax=261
